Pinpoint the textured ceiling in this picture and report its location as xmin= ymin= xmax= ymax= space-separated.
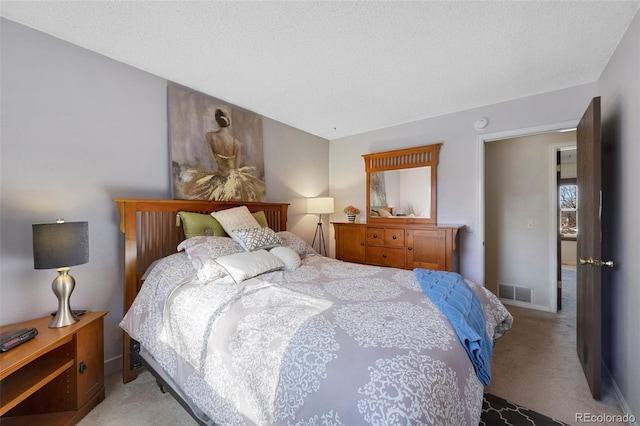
xmin=1 ymin=1 xmax=638 ymax=140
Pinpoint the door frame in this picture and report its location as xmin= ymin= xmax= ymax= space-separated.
xmin=477 ymin=119 xmax=578 ymax=312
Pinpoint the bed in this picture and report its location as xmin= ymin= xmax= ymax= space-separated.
xmin=116 ymin=198 xmax=512 ymax=425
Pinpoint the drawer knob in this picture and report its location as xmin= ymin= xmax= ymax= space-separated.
xmin=408 ymin=247 xmax=413 ymax=251
xmin=392 ymin=235 xmax=397 ymax=239
xmin=382 ymin=254 xmax=387 ymax=258
xmin=373 ymin=233 xmax=378 ymax=238
xmin=360 ymin=242 xmax=365 ymax=246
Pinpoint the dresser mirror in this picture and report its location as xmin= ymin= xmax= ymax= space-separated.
xmin=363 ymin=143 xmax=441 ymax=225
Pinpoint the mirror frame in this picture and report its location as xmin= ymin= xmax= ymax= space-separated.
xmin=363 ymin=143 xmax=441 ymax=225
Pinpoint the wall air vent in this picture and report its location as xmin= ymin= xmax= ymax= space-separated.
xmin=499 ymin=283 xmax=532 ymax=304
xmin=499 ymin=284 xmax=515 ymax=300
xmin=515 ymin=286 xmax=533 ymax=303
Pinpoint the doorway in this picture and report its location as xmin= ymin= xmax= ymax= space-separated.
xmin=558 ymin=146 xmax=578 ymax=310
xmin=478 ymin=122 xmax=577 ymax=313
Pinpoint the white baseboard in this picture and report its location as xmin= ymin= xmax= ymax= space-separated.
xmin=104 ymin=354 xmax=122 ymax=377
xmin=603 ymin=363 xmax=638 ymax=426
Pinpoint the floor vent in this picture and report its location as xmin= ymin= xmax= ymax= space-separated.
xmin=499 ymin=284 xmax=532 ymax=304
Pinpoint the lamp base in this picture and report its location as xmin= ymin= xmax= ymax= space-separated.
xmin=49 ymin=268 xmax=80 ymax=328
xmin=311 ymin=217 xmax=328 ymax=256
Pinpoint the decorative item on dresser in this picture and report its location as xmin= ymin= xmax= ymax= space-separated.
xmin=343 ymin=205 xmax=360 ymax=223
xmin=0 ymin=311 xmax=107 ymax=425
xmin=334 ymin=143 xmax=464 ymax=271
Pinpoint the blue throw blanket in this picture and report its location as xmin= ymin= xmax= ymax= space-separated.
xmin=414 ymin=268 xmax=492 ymax=386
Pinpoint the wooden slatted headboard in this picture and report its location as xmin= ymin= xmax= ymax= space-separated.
xmin=115 ymin=198 xmax=289 ymax=383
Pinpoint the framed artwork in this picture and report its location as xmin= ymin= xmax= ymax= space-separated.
xmin=168 ymin=83 xmax=266 ymax=201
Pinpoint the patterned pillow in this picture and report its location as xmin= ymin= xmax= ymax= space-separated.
xmin=215 ymin=249 xmax=285 ymax=283
xmin=269 ymin=246 xmax=301 ymax=271
xmin=277 ymin=231 xmax=317 ymax=258
xmin=211 ymin=206 xmax=261 ymax=245
xmin=234 ymin=227 xmax=282 ymax=251
xmin=177 ymin=235 xmax=237 ymax=252
xmin=181 ymin=237 xmax=244 ymax=281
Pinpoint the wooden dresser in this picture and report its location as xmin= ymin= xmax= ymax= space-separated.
xmin=0 ymin=311 xmax=107 ymax=425
xmin=333 ymin=222 xmax=462 ymax=272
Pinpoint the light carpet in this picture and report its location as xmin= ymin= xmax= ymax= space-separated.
xmin=486 ymin=266 xmax=626 ymax=426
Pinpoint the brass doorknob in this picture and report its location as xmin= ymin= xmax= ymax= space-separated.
xmin=579 ymin=257 xmax=614 ymax=267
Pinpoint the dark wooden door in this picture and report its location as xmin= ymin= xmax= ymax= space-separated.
xmin=576 ymin=96 xmax=608 ymax=400
xmin=556 ymin=150 xmax=562 ymax=311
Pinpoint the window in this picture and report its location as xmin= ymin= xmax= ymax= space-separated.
xmin=559 ymin=184 xmax=577 ymax=238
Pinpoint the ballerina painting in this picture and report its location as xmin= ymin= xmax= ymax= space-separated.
xmin=169 ymin=83 xmax=266 ymax=202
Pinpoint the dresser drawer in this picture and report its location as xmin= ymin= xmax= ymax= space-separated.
xmin=383 ymin=228 xmax=405 ymax=247
xmin=367 ymin=228 xmax=405 ymax=247
xmin=367 ymin=227 xmax=386 ymax=246
xmin=366 ymin=246 xmax=406 ymax=268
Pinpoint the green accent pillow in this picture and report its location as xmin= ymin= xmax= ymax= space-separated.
xmin=252 ymin=211 xmax=269 ymax=228
xmin=176 ymin=212 xmax=226 ymax=238
xmin=176 ymin=210 xmax=269 ymax=239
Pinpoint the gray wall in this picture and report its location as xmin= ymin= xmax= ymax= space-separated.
xmin=597 ymin=10 xmax=640 ymax=420
xmin=0 ymin=19 xmax=329 ymax=371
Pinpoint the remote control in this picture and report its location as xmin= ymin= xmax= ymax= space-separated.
xmin=0 ymin=327 xmax=38 ymax=352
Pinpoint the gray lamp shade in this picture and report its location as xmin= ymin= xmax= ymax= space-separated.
xmin=33 ymin=221 xmax=89 ymax=269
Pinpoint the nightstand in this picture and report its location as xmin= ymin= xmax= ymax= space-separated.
xmin=0 ymin=311 xmax=107 ymax=425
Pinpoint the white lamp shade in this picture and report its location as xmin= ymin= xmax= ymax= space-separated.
xmin=307 ymin=197 xmax=334 ymax=214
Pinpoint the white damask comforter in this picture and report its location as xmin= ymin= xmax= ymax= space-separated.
xmin=121 ymin=247 xmax=512 ymax=426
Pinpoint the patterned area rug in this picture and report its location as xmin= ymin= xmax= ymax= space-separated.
xmin=481 ymin=393 xmax=569 ymax=426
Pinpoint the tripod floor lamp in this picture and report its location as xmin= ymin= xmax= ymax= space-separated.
xmin=307 ymin=197 xmax=334 ymax=256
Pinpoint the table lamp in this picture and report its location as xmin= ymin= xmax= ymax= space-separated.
xmin=307 ymin=197 xmax=334 ymax=256
xmin=33 ymin=220 xmax=89 ymax=328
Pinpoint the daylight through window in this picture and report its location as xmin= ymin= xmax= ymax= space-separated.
xmin=560 ymin=184 xmax=577 ymax=238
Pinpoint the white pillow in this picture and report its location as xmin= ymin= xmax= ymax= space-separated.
xmin=211 ymin=206 xmax=261 ymax=245
xmin=215 ymin=249 xmax=284 ymax=283
xmin=269 ymin=246 xmax=301 ymax=271
xmin=277 ymin=231 xmax=317 ymax=257
xmin=234 ymin=227 xmax=282 ymax=251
